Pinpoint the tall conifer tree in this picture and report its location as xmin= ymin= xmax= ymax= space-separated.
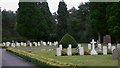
xmin=57 ymin=0 xmax=69 ymax=40
xmin=17 ymin=2 xmax=55 ymax=41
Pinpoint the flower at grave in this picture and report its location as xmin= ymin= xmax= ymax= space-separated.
xmin=48 ymin=58 xmax=54 ymax=62
xmin=6 ymin=47 xmax=77 ymax=66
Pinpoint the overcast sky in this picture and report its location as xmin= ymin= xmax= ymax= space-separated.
xmin=0 ymin=0 xmax=89 ymax=13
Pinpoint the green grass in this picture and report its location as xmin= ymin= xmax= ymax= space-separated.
xmin=14 ymin=44 xmax=118 ymax=66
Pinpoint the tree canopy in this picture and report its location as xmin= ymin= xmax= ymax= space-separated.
xmin=2 ymin=1 xmax=120 ymax=43
xmin=17 ymin=2 xmax=55 ymax=41
xmin=57 ymin=1 xmax=69 ymax=40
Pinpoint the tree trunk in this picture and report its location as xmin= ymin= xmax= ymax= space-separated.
xmin=98 ymin=32 xmax=101 ymax=43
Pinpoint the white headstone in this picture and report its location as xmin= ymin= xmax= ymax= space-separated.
xmin=35 ymin=42 xmax=37 ymax=47
xmin=108 ymin=43 xmax=111 ymax=50
xmin=20 ymin=42 xmax=24 ymax=46
xmin=117 ymin=44 xmax=120 ymax=48
xmin=49 ymin=42 xmax=52 ymax=46
xmin=68 ymin=44 xmax=72 ymax=48
xmin=24 ymin=43 xmax=26 ymax=47
xmin=44 ymin=42 xmax=46 ymax=46
xmin=43 ymin=42 xmax=46 ymax=46
xmin=67 ymin=47 xmax=72 ymax=56
xmin=111 ymin=46 xmax=116 ymax=53
xmin=78 ymin=44 xmax=81 ymax=48
xmin=47 ymin=41 xmax=50 ymax=45
xmin=77 ymin=44 xmax=81 ymax=52
xmin=3 ymin=42 xmax=5 ymax=46
xmin=6 ymin=42 xmax=11 ymax=46
xmin=40 ymin=41 xmax=43 ymax=45
xmin=90 ymin=39 xmax=98 ymax=55
xmin=11 ymin=43 xmax=15 ymax=48
xmin=59 ymin=44 xmax=62 ymax=50
xmin=38 ymin=42 xmax=41 ymax=46
xmin=30 ymin=43 xmax=32 ymax=47
xmin=56 ymin=48 xmax=61 ymax=56
xmin=53 ymin=42 xmax=56 ymax=46
xmin=103 ymin=46 xmax=107 ymax=55
xmin=79 ymin=47 xmax=84 ymax=55
xmin=33 ymin=42 xmax=35 ymax=46
xmin=67 ymin=45 xmax=72 ymax=56
xmin=56 ymin=41 xmax=58 ymax=45
xmin=88 ymin=44 xmax=91 ymax=50
xmin=16 ymin=42 xmax=20 ymax=47
xmin=97 ymin=44 xmax=102 ymax=51
xmin=98 ymin=44 xmax=101 ymax=50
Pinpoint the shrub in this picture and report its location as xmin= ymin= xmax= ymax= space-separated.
xmin=59 ymin=33 xmax=77 ymax=48
xmin=61 ymin=50 xmax=67 ymax=56
xmin=98 ymin=52 xmax=103 ymax=55
xmin=84 ymin=49 xmax=90 ymax=55
xmin=1 ymin=46 xmax=8 ymax=49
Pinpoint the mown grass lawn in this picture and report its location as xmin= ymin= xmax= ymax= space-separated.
xmin=15 ymin=43 xmax=118 ymax=66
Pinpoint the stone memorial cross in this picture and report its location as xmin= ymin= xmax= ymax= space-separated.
xmin=90 ymin=39 xmax=98 ymax=55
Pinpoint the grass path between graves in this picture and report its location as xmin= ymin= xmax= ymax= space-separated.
xmin=14 ymin=44 xmax=118 ymax=66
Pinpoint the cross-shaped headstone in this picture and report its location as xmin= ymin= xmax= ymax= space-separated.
xmin=91 ymin=39 xmax=96 ymax=50
xmin=90 ymin=39 xmax=98 ymax=55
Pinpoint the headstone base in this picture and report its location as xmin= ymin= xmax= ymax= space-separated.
xmin=90 ymin=49 xmax=98 ymax=55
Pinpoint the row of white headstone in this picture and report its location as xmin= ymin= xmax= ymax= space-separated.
xmin=88 ymin=39 xmax=120 ymax=55
xmin=57 ymin=44 xmax=84 ymax=56
xmin=2 ymin=41 xmax=59 ymax=47
xmin=56 ymin=39 xmax=120 ymax=56
xmin=88 ymin=43 xmax=120 ymax=52
xmin=88 ymin=43 xmax=120 ymax=50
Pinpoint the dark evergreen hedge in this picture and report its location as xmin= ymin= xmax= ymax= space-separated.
xmin=59 ymin=33 xmax=77 ymax=48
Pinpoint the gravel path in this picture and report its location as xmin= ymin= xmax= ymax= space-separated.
xmin=1 ymin=48 xmax=37 ymax=68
